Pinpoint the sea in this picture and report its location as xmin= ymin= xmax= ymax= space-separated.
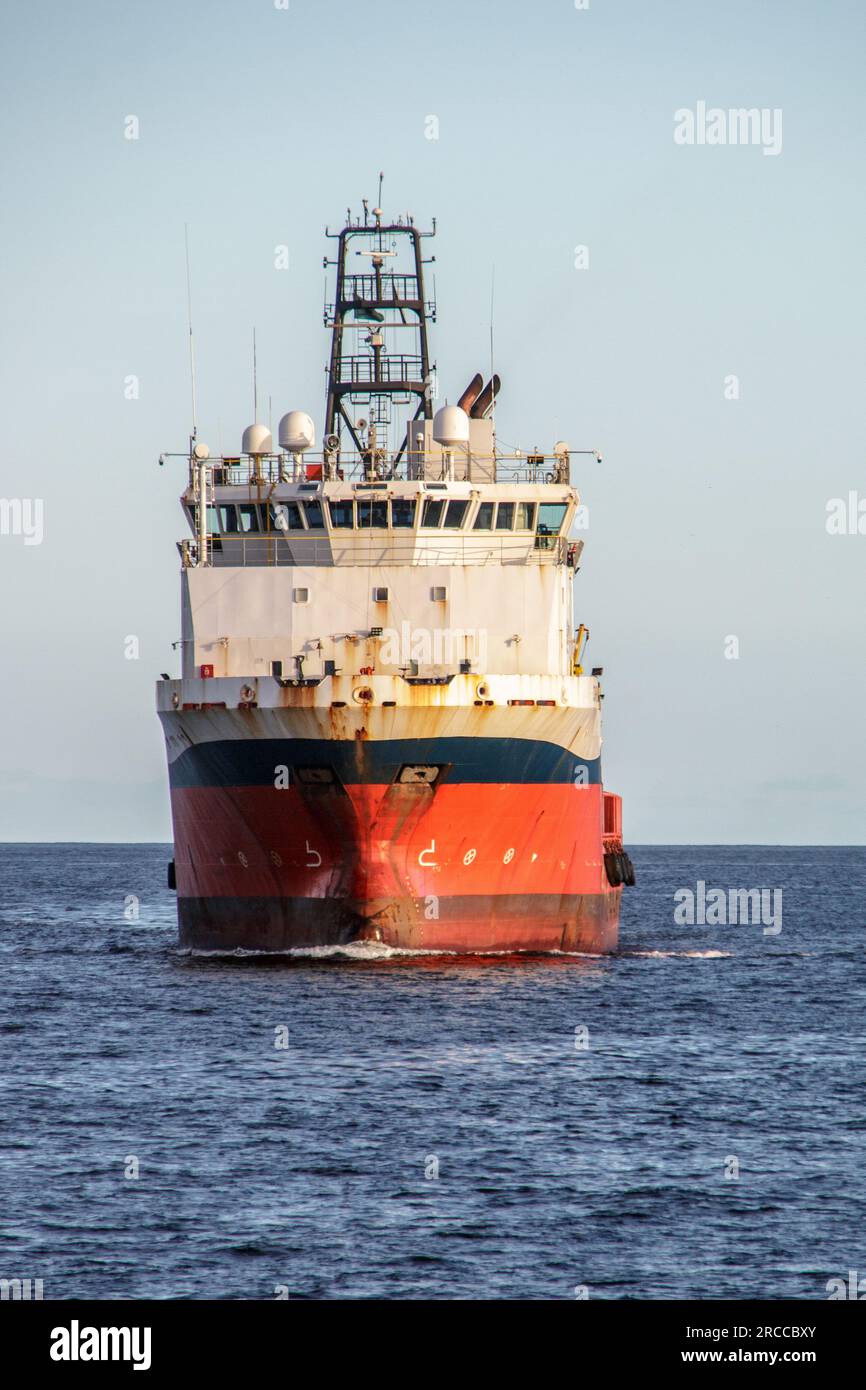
xmin=0 ymin=843 xmax=862 ymax=1301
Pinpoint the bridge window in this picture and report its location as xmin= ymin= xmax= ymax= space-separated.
xmin=303 ymin=501 xmax=325 ymax=529
xmin=267 ymin=502 xmax=304 ymax=531
xmin=421 ymin=498 xmax=445 ymax=527
xmin=358 ymin=499 xmax=388 ymax=528
xmin=190 ymin=505 xmax=220 ymax=533
xmin=237 ymin=503 xmax=261 ymax=533
xmin=218 ymin=504 xmax=238 ymax=533
xmin=537 ymin=503 xmax=568 ymax=533
xmin=534 ymin=502 xmax=567 ymax=550
xmin=473 ymin=502 xmax=494 ymax=529
xmin=391 ymin=498 xmax=417 ymax=528
xmin=515 ymin=502 xmax=536 ymax=531
xmin=443 ymin=499 xmax=469 ymax=528
xmin=495 ymin=502 xmax=515 ymax=530
xmin=328 ymin=500 xmax=355 ymax=528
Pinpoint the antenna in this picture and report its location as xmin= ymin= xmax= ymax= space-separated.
xmin=184 ymin=224 xmax=197 ymax=441
xmin=489 ymin=265 xmax=496 ymax=439
xmin=252 ymin=326 xmax=258 ymax=418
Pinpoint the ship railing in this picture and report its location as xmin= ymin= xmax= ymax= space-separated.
xmin=338 ymin=273 xmax=422 ymax=302
xmin=337 ymin=354 xmax=425 ymax=386
xmin=181 ymin=535 xmax=570 ymax=569
xmin=183 ymin=453 xmax=572 ymax=487
xmin=324 ymin=301 xmax=437 ymax=326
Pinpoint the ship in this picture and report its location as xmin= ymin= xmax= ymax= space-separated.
xmin=157 ymin=191 xmax=634 ymax=953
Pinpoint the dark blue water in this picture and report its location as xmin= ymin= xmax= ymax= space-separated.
xmin=1 ymin=844 xmax=863 ymax=1300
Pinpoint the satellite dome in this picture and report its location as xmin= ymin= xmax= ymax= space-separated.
xmin=278 ymin=411 xmax=316 ymax=453
xmin=242 ymin=423 xmax=273 ymax=456
xmin=432 ymin=404 xmax=470 ymax=448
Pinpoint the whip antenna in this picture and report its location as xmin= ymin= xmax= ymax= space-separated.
xmin=489 ymin=265 xmax=496 ymax=439
xmin=184 ymin=223 xmax=197 ymax=441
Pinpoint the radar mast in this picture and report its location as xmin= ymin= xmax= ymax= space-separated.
xmin=323 ymin=177 xmax=436 ymax=478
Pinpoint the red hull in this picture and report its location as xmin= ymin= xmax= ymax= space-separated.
xmin=169 ymin=781 xmax=620 ymax=953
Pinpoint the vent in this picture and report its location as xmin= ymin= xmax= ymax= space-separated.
xmin=373 ymin=586 xmax=389 ymax=602
xmin=431 ymin=585 xmax=448 ymax=602
xmin=293 ymin=587 xmax=309 ymax=603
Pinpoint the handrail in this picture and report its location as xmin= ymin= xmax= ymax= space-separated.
xmin=173 ymin=451 xmax=572 ymax=488
xmin=182 ymin=534 xmax=570 ymax=570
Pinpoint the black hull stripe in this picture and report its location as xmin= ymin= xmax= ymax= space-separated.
xmin=177 ymin=892 xmax=618 ymax=953
xmin=168 ymin=736 xmax=601 ymax=789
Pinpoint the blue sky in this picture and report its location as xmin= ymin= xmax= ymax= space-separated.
xmin=0 ymin=0 xmax=864 ymax=842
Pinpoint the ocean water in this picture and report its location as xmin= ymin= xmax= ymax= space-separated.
xmin=0 ymin=843 xmax=862 ymax=1301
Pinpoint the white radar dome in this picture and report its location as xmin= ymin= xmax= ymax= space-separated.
xmin=432 ymin=404 xmax=470 ymax=448
xmin=242 ymin=423 xmax=273 ymax=456
xmin=553 ymin=440 xmax=570 ymax=457
xmin=278 ymin=411 xmax=316 ymax=453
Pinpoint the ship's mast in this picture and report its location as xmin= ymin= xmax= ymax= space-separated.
xmin=324 ymin=178 xmax=436 ymax=477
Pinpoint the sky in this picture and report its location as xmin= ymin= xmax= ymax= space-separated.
xmin=0 ymin=0 xmax=864 ymax=843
